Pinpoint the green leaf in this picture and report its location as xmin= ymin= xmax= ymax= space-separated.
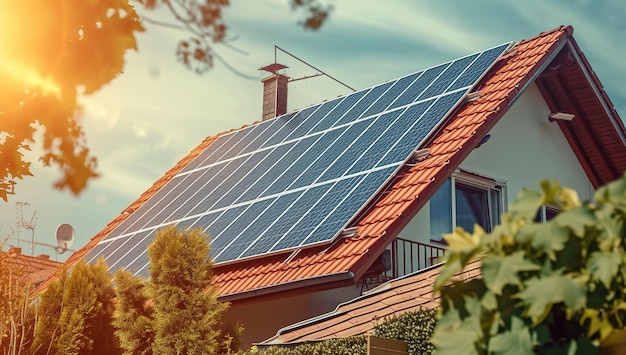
xmin=432 ymin=298 xmax=483 ymax=355
xmin=517 ymin=221 xmax=571 ymax=260
xmin=433 ymin=256 xmax=464 ymax=291
xmin=594 ymin=173 xmax=626 ymax=207
xmin=515 ymin=274 xmax=586 ymax=325
xmin=559 ymin=187 xmax=581 ymax=210
xmin=532 ymin=222 xmax=571 ymax=260
xmin=588 ymin=250 xmax=622 ymax=289
xmin=509 ymin=188 xmax=544 ymax=221
xmin=540 ymin=180 xmax=561 ymax=206
xmin=443 ymin=227 xmax=482 ymax=255
xmin=488 ymin=316 xmax=535 ymax=355
xmin=481 ymin=290 xmax=498 ymax=311
xmin=482 ymin=251 xmax=540 ymax=295
xmin=555 ymin=206 xmax=596 ymax=238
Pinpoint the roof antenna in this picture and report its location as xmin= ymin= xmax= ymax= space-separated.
xmin=271 ymin=45 xmax=356 ymax=92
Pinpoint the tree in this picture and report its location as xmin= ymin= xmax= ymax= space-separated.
xmin=31 ymin=259 xmax=119 ymax=355
xmin=0 ymin=247 xmax=38 ymax=355
xmin=431 ymin=177 xmax=626 ymax=354
xmin=0 ymin=0 xmax=332 ymax=201
xmin=113 ymin=269 xmax=155 ymax=355
xmin=114 ymin=225 xmax=240 ymax=355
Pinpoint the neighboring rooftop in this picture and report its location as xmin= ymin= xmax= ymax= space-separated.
xmin=0 ymin=247 xmax=63 ymax=284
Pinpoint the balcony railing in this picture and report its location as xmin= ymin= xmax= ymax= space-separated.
xmin=387 ymin=237 xmax=446 ymax=279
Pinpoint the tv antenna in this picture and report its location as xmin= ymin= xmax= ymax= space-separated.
xmin=12 ymin=201 xmax=38 ymax=254
xmin=2 ymin=203 xmax=76 ymax=257
xmin=266 ymin=45 xmax=356 ymax=92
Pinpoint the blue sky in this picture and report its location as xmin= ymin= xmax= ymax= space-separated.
xmin=2 ymin=0 xmax=625 ymax=260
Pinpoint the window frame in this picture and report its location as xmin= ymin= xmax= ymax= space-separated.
xmin=536 ymin=204 xmax=560 ymax=222
xmin=430 ymin=170 xmax=506 ymax=243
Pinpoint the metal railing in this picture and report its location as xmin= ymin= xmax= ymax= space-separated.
xmin=387 ymin=237 xmax=446 ymax=279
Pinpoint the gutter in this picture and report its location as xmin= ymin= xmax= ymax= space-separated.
xmin=218 ymin=270 xmax=355 ymax=303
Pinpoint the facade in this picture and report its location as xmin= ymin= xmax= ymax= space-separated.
xmin=57 ymin=25 xmax=625 ymax=346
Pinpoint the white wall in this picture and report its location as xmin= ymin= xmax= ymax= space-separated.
xmin=400 ymin=83 xmax=594 ymax=245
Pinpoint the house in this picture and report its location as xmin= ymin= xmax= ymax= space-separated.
xmin=59 ymin=25 xmax=626 ymax=346
xmin=0 ymin=247 xmax=62 ymax=286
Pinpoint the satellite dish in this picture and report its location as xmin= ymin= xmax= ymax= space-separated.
xmin=55 ymin=223 xmax=75 ymax=253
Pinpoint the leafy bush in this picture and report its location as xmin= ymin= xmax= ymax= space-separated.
xmin=432 ymin=178 xmax=626 ymax=354
xmin=244 ymin=308 xmax=437 ymax=355
xmin=374 ymin=308 xmax=437 ymax=355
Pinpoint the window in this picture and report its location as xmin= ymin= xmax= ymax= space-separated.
xmin=535 ymin=205 xmax=559 ymax=222
xmin=430 ymin=172 xmax=504 ymax=242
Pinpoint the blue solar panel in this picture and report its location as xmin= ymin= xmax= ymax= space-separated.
xmin=235 ymin=135 xmax=319 ymax=203
xmin=213 ymin=192 xmax=302 ymax=263
xmin=273 ymin=175 xmax=366 ymax=251
xmin=289 ymin=119 xmax=374 ymax=190
xmin=239 ymin=184 xmax=333 ymax=258
xmin=91 ymin=41 xmax=511 ymax=273
xmin=334 ymin=81 xmax=394 ymax=127
xmin=362 ymin=72 xmax=422 ymax=118
xmin=261 ymin=127 xmax=347 ymax=197
xmin=285 ymin=98 xmax=344 ymax=140
xmin=309 ymin=89 xmax=369 ymax=133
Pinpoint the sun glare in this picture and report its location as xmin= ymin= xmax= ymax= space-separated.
xmin=1 ymin=60 xmax=62 ymax=96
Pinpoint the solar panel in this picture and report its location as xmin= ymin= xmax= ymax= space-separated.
xmin=86 ymin=42 xmax=511 ymax=273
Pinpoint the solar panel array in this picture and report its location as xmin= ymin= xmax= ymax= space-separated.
xmin=85 ymin=42 xmax=511 ymax=276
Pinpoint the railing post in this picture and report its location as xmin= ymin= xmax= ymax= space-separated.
xmin=391 ymin=238 xmax=447 ymax=277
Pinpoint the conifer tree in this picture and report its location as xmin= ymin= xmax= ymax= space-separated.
xmin=30 ymin=271 xmax=65 ymax=354
xmin=114 ymin=225 xmax=239 ymax=355
xmin=31 ymin=259 xmax=119 ymax=355
xmin=113 ymin=270 xmax=154 ymax=355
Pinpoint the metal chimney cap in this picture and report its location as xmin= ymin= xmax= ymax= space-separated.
xmin=259 ymin=63 xmax=288 ymax=74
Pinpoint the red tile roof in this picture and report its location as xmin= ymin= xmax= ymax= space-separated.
xmin=261 ymin=260 xmax=481 ymax=345
xmin=53 ymin=26 xmax=625 ymax=301
xmin=1 ymin=247 xmax=62 ymax=284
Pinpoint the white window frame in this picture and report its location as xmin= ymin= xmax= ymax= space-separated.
xmin=536 ymin=204 xmax=560 ymax=222
xmin=430 ymin=169 xmax=507 ymax=243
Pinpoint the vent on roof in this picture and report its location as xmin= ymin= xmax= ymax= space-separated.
xmin=411 ymin=148 xmax=430 ymax=161
xmin=340 ymin=226 xmax=358 ymax=237
xmin=466 ymin=91 xmax=482 ymax=102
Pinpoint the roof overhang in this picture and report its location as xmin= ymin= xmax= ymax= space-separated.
xmin=535 ymin=37 xmax=626 ymax=187
xmin=219 ymin=270 xmax=355 ymax=304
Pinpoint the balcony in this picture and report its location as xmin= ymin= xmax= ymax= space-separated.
xmin=360 ymin=238 xmax=446 ymax=293
xmin=361 ymin=238 xmax=447 ymax=292
xmin=388 ymin=237 xmax=446 ymax=279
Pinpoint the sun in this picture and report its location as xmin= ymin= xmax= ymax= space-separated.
xmin=0 ymin=1 xmax=65 ymax=97
xmin=0 ymin=60 xmax=62 ymax=96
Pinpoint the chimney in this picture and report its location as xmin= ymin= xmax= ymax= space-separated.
xmin=37 ymin=254 xmax=50 ymax=260
xmin=260 ymin=63 xmax=289 ymax=121
xmin=8 ymin=246 xmax=22 ymax=255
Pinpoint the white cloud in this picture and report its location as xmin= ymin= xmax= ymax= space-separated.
xmin=132 ymin=124 xmax=148 ymax=138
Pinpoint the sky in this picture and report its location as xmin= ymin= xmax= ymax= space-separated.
xmin=1 ymin=0 xmax=625 ymax=260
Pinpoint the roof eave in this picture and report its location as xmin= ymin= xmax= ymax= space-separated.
xmin=219 ymin=270 xmax=355 ymax=303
